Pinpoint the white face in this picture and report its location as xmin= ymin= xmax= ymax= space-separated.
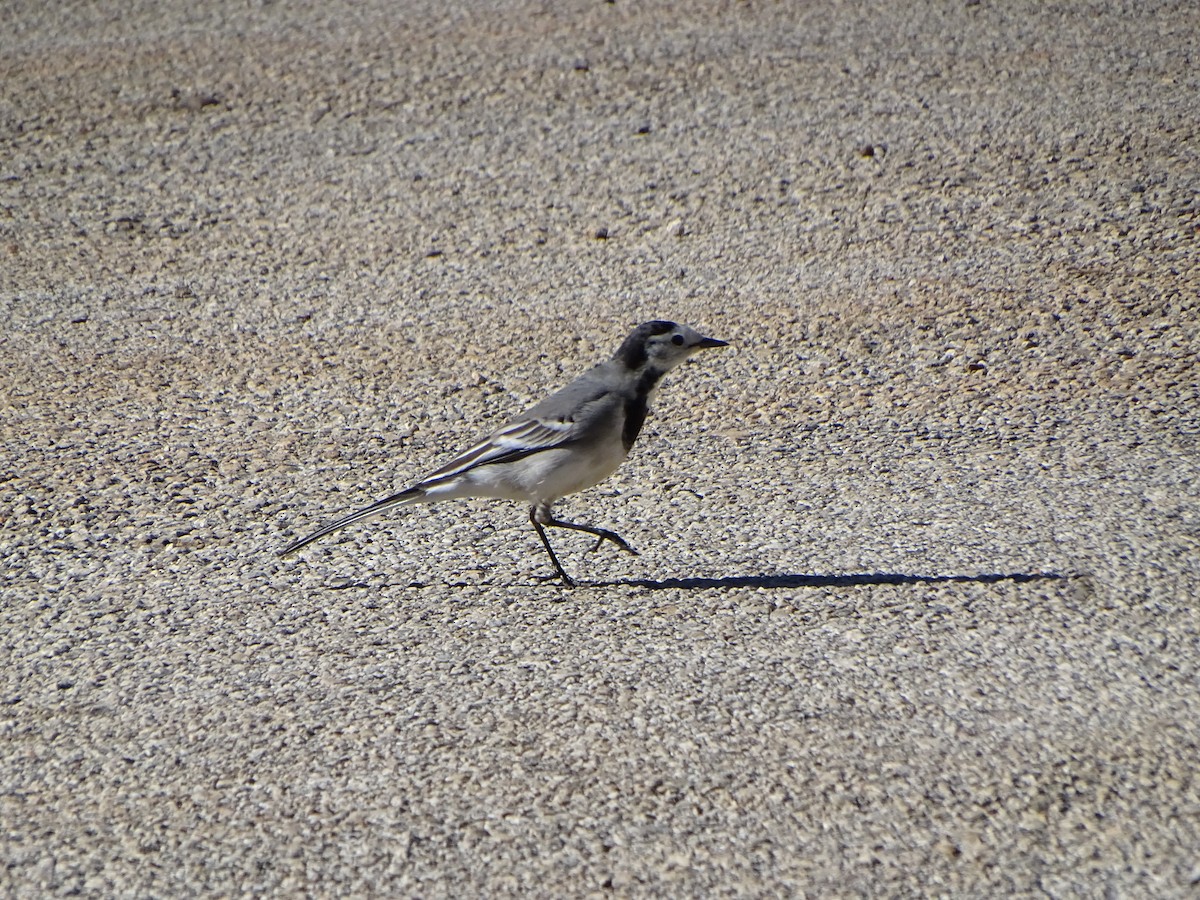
xmin=615 ymin=320 xmax=726 ymax=373
xmin=644 ymin=324 xmax=715 ymax=371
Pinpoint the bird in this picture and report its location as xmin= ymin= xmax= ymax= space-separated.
xmin=279 ymin=320 xmax=728 ymax=585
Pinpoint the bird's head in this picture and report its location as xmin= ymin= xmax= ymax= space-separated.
xmin=614 ymin=320 xmax=728 ymax=372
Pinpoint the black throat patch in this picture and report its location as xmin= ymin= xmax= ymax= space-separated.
xmin=622 ymin=366 xmax=666 ymax=451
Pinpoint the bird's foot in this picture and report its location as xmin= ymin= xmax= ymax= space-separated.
xmin=533 ymin=571 xmax=576 ymax=588
xmin=589 ymin=530 xmax=639 ymax=556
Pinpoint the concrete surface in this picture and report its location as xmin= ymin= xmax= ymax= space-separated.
xmin=2 ymin=0 xmax=1198 ymax=895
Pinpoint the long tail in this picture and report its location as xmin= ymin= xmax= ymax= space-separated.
xmin=279 ymin=486 xmax=427 ymax=556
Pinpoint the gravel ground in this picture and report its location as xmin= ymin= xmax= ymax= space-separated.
xmin=3 ymin=0 xmax=1198 ymax=895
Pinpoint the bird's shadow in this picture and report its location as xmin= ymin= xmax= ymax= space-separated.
xmin=333 ymin=570 xmax=1072 ymax=591
xmin=590 ymin=571 xmax=1070 ymax=590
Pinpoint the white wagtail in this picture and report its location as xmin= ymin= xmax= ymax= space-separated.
xmin=280 ymin=320 xmax=728 ymax=585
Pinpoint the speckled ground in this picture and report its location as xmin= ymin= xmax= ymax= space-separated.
xmin=3 ymin=1 xmax=1199 ymax=895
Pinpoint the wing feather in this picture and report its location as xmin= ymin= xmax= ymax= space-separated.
xmin=418 ymin=414 xmax=577 ymax=483
xmin=416 ymin=371 xmax=621 ymax=486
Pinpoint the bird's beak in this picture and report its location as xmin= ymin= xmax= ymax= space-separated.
xmin=694 ymin=336 xmax=728 ymax=349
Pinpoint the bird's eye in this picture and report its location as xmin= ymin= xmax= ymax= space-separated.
xmin=671 ymin=334 xmax=685 ymax=346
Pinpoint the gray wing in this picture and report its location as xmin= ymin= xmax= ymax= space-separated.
xmin=419 ymin=364 xmax=622 ymax=483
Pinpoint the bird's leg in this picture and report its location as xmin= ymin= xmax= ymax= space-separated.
xmin=544 ymin=515 xmax=640 ymax=556
xmin=530 ymin=506 xmax=575 ymax=587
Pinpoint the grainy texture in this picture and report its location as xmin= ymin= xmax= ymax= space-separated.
xmin=3 ymin=0 xmax=1198 ymax=895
